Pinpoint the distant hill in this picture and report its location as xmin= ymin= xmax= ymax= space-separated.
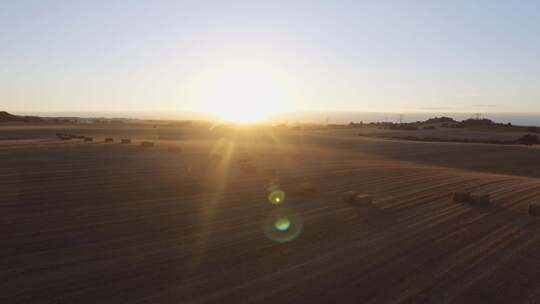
xmin=0 ymin=111 xmax=43 ymax=123
xmin=461 ymin=118 xmax=495 ymax=126
xmin=424 ymin=116 xmax=457 ymax=124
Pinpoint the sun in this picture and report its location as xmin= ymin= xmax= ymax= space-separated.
xmin=201 ymin=66 xmax=288 ymax=123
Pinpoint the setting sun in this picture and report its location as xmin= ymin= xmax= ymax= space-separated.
xmin=201 ymin=65 xmax=288 ymax=123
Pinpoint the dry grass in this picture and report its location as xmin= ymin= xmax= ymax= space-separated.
xmin=4 ymin=124 xmax=540 ymax=303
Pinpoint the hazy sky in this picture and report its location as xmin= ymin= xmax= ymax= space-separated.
xmin=2 ymin=0 xmax=540 ymax=115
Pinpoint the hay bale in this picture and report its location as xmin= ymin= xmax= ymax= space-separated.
xmin=56 ymin=133 xmax=71 ymax=140
xmin=343 ymin=191 xmax=359 ymax=203
xmin=105 ymin=138 xmax=114 ymax=142
xmin=121 ymin=139 xmax=131 ymax=144
xmin=470 ymin=192 xmax=491 ymax=206
xmin=529 ymin=202 xmax=540 ymax=217
xmin=453 ymin=191 xmax=470 ymax=203
xmin=141 ymin=141 xmax=154 ymax=148
xmin=84 ymin=137 xmax=93 ymax=142
xmin=343 ymin=191 xmax=373 ymax=205
xmin=352 ymin=194 xmax=373 ymax=205
xmin=168 ymin=146 xmax=182 ymax=153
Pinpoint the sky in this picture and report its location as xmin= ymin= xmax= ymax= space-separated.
xmin=1 ymin=0 xmax=540 ymax=117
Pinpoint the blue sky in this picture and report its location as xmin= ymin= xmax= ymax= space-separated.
xmin=1 ymin=0 xmax=540 ymax=115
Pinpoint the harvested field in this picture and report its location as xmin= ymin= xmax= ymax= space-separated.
xmin=530 ymin=202 xmax=540 ymax=217
xmin=3 ymin=124 xmax=540 ymax=303
xmin=167 ymin=146 xmax=182 ymax=153
xmin=453 ymin=191 xmax=471 ymax=203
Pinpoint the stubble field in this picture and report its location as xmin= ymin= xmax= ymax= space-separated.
xmin=3 ymin=124 xmax=540 ymax=303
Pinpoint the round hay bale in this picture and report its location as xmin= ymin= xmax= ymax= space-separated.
xmin=470 ymin=193 xmax=491 ymax=206
xmin=343 ymin=191 xmax=359 ymax=203
xmin=453 ymin=191 xmax=470 ymax=203
xmin=121 ymin=139 xmax=131 ymax=144
xmin=529 ymin=202 xmax=540 ymax=217
xmin=105 ymin=138 xmax=114 ymax=142
xmin=141 ymin=141 xmax=154 ymax=148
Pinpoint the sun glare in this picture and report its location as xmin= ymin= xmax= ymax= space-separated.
xmin=202 ymin=66 xmax=288 ymax=123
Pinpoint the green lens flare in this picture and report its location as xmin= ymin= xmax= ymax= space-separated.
xmin=263 ymin=208 xmax=304 ymax=243
xmin=274 ymin=218 xmax=291 ymax=231
xmin=268 ymin=190 xmax=286 ymax=205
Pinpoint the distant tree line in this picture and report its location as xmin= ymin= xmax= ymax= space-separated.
xmin=347 ymin=116 xmax=521 ymax=131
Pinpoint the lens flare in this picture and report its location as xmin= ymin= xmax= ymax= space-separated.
xmin=268 ymin=190 xmax=286 ymax=205
xmin=263 ymin=208 xmax=303 ymax=243
xmin=274 ymin=217 xmax=291 ymax=231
